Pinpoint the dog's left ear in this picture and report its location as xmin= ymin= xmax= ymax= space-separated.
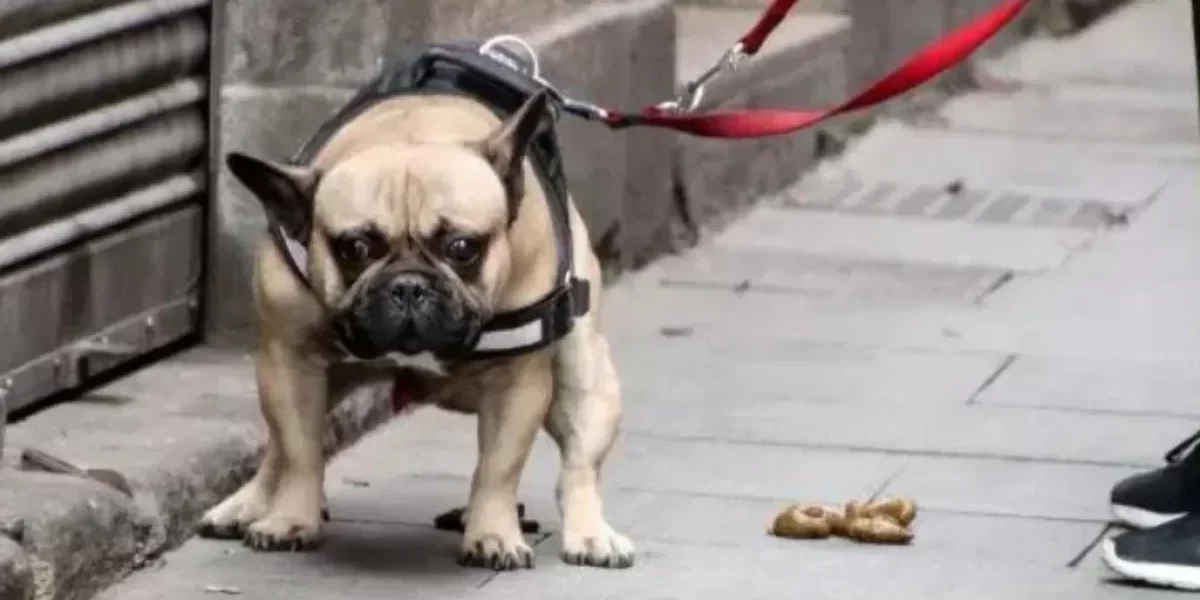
xmin=481 ymin=89 xmax=550 ymax=216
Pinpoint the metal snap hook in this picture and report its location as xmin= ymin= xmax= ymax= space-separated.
xmin=657 ymin=42 xmax=748 ymax=113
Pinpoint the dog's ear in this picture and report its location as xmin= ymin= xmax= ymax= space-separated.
xmin=481 ymin=89 xmax=550 ymax=216
xmin=225 ymin=152 xmax=319 ymax=242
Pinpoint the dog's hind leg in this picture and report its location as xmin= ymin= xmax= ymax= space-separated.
xmin=458 ymin=353 xmax=554 ymax=571
xmin=545 ymin=330 xmax=635 ymax=568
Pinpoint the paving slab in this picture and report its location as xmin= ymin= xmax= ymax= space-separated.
xmin=95 ymin=463 xmax=1164 ymax=600
xmin=973 ymin=355 xmax=1200 ymax=417
xmin=641 ymin=244 xmax=1010 ymax=305
xmin=478 ymin=535 xmax=1163 ymax=600
xmin=97 ymin=522 xmax=493 ymax=600
xmin=324 ymin=421 xmax=904 ymax=526
xmin=622 ymin=393 xmax=1191 ymax=467
xmin=324 ymin=421 xmax=582 ymax=530
xmin=711 ymin=205 xmax=1095 ymax=272
xmin=604 ymin=279 xmax=1200 ymax=364
xmin=1118 ymin=171 xmax=1200 ymax=233
xmin=605 ymin=489 xmax=1103 ymax=564
xmin=977 ymin=178 xmax=1200 ymax=346
xmin=616 ymin=438 xmax=904 ymax=502
xmin=607 ymin=277 xmax=1200 ymax=363
xmin=777 ymin=174 xmax=1146 ymax=230
xmin=883 ymin=455 xmax=1139 ymax=521
xmin=981 ymin=0 xmax=1197 ymax=93
xmin=827 ymin=121 xmax=1190 ymax=202
xmin=614 ymin=338 xmax=1008 ymax=407
xmin=933 ymin=88 xmax=1200 ymax=144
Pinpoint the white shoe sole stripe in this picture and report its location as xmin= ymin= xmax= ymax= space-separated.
xmin=1102 ymin=538 xmax=1200 ymax=591
xmin=1111 ymin=504 xmax=1185 ymax=530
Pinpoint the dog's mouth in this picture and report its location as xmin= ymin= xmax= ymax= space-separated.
xmin=332 ymin=284 xmax=482 ymax=360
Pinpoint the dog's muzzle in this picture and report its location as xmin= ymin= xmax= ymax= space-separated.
xmin=335 ymin=270 xmax=480 ymax=359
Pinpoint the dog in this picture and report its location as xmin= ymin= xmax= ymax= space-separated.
xmin=195 ymin=79 xmax=634 ymax=570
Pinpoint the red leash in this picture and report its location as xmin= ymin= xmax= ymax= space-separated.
xmin=553 ymin=0 xmax=1031 ymax=138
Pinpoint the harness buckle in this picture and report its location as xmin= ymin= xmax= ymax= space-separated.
xmin=656 ymin=42 xmax=747 ymax=113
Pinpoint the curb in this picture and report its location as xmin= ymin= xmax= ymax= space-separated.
xmin=1038 ymin=0 xmax=1134 ymax=36
xmin=1 ymin=348 xmax=394 ymax=600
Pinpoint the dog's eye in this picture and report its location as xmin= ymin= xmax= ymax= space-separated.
xmin=350 ymin=239 xmax=371 ymax=261
xmin=444 ymin=237 xmax=482 ymax=265
xmin=335 ymin=234 xmax=381 ymax=264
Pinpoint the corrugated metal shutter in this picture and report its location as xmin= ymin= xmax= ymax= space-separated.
xmin=0 ymin=0 xmax=215 ymax=418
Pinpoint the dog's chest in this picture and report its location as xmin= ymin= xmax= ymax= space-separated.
xmin=387 ymin=364 xmax=486 ymax=415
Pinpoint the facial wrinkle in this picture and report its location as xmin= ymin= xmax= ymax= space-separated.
xmin=401 ymin=163 xmax=427 ymax=251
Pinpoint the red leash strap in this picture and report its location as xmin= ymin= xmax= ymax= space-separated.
xmin=739 ymin=0 xmax=803 ymax=53
xmin=600 ymin=0 xmax=1030 ymax=138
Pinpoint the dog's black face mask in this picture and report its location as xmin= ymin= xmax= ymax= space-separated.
xmin=333 ymin=262 xmax=483 ymax=360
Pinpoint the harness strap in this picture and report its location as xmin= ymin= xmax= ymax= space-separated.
xmin=471 ymin=278 xmax=591 ymax=358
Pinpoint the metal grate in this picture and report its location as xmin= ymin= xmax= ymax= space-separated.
xmin=0 ymin=0 xmax=215 ymax=418
xmin=779 ymin=176 xmax=1137 ymax=229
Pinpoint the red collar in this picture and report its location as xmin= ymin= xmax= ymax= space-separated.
xmin=391 ymin=374 xmax=420 ymax=414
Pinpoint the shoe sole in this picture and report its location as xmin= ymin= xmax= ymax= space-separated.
xmin=1111 ymin=504 xmax=1185 ymax=530
xmin=1102 ymin=538 xmax=1200 ymax=591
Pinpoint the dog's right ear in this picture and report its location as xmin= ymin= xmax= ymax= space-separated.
xmin=225 ymin=152 xmax=319 ymax=242
xmin=480 ymin=89 xmax=550 ymax=216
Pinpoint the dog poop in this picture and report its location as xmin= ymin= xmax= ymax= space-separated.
xmin=768 ymin=504 xmax=837 ymax=539
xmin=845 ymin=515 xmax=914 ymax=545
xmin=769 ymin=497 xmax=918 ymax=545
xmin=863 ymin=496 xmax=917 ymax=527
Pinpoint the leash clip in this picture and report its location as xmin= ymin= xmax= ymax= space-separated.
xmin=657 ymin=42 xmax=748 ymax=113
xmin=554 ymin=95 xmax=610 ymax=121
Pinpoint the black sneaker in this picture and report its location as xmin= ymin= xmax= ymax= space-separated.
xmin=1111 ymin=428 xmax=1200 ymax=529
xmin=1102 ymin=512 xmax=1200 ymax=590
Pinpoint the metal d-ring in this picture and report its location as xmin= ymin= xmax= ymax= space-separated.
xmin=478 ymin=34 xmax=543 ymax=80
xmin=477 ymin=34 xmax=611 ymax=122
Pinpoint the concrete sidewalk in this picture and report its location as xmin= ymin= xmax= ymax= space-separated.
xmin=102 ymin=0 xmax=1198 ymax=598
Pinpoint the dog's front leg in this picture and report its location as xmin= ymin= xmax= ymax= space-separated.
xmin=458 ymin=354 xmax=553 ymax=570
xmin=545 ymin=331 xmax=635 ymax=568
xmin=197 ymin=429 xmax=282 ymax=539
xmin=239 ymin=338 xmax=329 ymax=551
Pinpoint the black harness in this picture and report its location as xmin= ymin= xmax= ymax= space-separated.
xmin=269 ymin=40 xmax=590 ymax=360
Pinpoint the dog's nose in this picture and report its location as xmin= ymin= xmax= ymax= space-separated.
xmin=389 ymin=273 xmax=431 ymax=305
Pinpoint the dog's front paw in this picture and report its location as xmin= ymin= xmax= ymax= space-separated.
xmin=561 ymin=524 xmax=635 ymax=569
xmin=457 ymin=532 xmax=534 ymax=571
xmin=197 ymin=488 xmax=273 ymax=540
xmin=243 ymin=514 xmax=323 ymax=551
